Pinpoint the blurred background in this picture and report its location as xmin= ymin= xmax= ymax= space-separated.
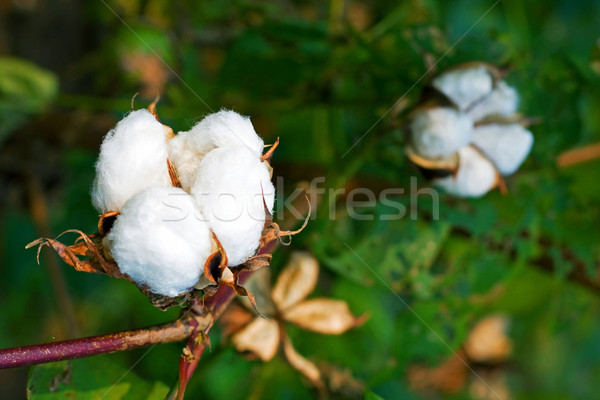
xmin=1 ymin=0 xmax=600 ymax=399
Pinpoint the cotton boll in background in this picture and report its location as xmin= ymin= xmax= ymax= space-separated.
xmin=91 ymin=109 xmax=172 ymax=213
xmin=471 ymin=123 xmax=534 ymax=175
xmin=411 ymin=107 xmax=474 ymax=159
xmin=192 ymin=146 xmax=275 ymax=267
xmin=434 ymin=146 xmax=498 ymax=198
xmin=432 ymin=66 xmax=494 ymax=110
xmin=467 ymin=81 xmax=519 ymax=122
xmin=106 ymin=186 xmax=213 ymax=297
xmin=168 ymin=110 xmax=265 ymax=192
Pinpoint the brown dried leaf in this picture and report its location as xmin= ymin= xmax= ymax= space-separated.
xmin=282 ymin=336 xmax=323 ymax=390
xmin=232 ymin=317 xmax=279 ymax=362
xmin=271 ymin=251 xmax=319 ymax=311
xmin=26 ymin=237 xmax=99 ymax=274
xmin=408 ymin=351 xmax=468 ymax=394
xmin=283 ymin=298 xmax=360 ymax=335
xmin=464 ymin=315 xmax=512 ymax=363
xmin=219 ymin=303 xmax=255 ymax=338
xmin=27 ymin=230 xmax=122 ymax=278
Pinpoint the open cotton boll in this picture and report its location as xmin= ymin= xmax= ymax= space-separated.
xmin=92 ymin=109 xmax=171 ymax=213
xmin=472 ymin=123 xmax=533 ymax=175
xmin=192 ymin=146 xmax=274 ymax=267
xmin=467 ymin=81 xmax=519 ymax=122
xmin=106 ymin=186 xmax=213 ymax=297
xmin=434 ymin=146 xmax=497 ymax=198
xmin=411 ymin=107 xmax=474 ymax=159
xmin=168 ymin=110 xmax=265 ymax=191
xmin=432 ymin=66 xmax=494 ymax=110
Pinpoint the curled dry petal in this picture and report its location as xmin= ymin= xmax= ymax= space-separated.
xmin=26 ymin=230 xmax=122 ymax=278
xmin=239 ymin=266 xmax=277 ymax=317
xmin=271 ymin=251 xmax=319 ymax=311
xmin=283 ymin=298 xmax=362 ymax=335
xmin=167 ymin=158 xmax=182 ymax=188
xmin=260 ymin=137 xmax=280 ymax=163
xmin=232 ymin=317 xmax=280 ymax=362
xmin=282 ymin=336 xmax=324 ymax=390
xmin=405 ymin=144 xmax=459 ymax=172
xmin=259 ymin=197 xmax=311 ymax=249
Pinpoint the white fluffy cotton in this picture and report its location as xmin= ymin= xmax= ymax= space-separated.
xmin=192 ymin=146 xmax=274 ymax=267
xmin=471 ymin=123 xmax=534 ymax=175
xmin=434 ymin=146 xmax=498 ymax=198
xmin=432 ymin=66 xmax=494 ymax=110
xmin=106 ymin=186 xmax=213 ymax=297
xmin=92 ymin=109 xmax=171 ymax=213
xmin=168 ymin=110 xmax=265 ymax=191
xmin=467 ymin=81 xmax=519 ymax=122
xmin=411 ymin=107 xmax=474 ymax=159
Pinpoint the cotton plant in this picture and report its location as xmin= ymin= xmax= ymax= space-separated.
xmin=406 ymin=62 xmax=534 ymax=198
xmin=220 ymin=252 xmax=365 ymax=392
xmin=27 ymin=101 xmax=304 ymax=310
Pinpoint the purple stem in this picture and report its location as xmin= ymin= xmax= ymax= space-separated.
xmin=0 ymin=318 xmax=192 ymax=369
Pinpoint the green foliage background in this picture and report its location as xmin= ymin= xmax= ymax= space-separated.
xmin=1 ymin=0 xmax=599 ymax=399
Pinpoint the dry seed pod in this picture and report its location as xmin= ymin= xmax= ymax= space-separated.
xmin=434 ymin=146 xmax=499 ymax=198
xmin=410 ymin=107 xmax=474 ymax=159
xmin=91 ymin=109 xmax=172 ymax=213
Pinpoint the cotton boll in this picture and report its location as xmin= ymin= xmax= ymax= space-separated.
xmin=192 ymin=146 xmax=274 ymax=267
xmin=168 ymin=110 xmax=265 ymax=191
xmin=411 ymin=107 xmax=474 ymax=159
xmin=472 ymin=123 xmax=533 ymax=175
xmin=92 ymin=109 xmax=171 ymax=213
xmin=467 ymin=81 xmax=519 ymax=122
xmin=107 ymin=186 xmax=212 ymax=297
xmin=434 ymin=146 xmax=497 ymax=198
xmin=432 ymin=66 xmax=494 ymax=110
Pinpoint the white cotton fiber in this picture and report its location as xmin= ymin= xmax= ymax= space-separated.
xmin=192 ymin=146 xmax=275 ymax=267
xmin=467 ymin=81 xmax=519 ymax=122
xmin=472 ymin=123 xmax=534 ymax=175
xmin=168 ymin=110 xmax=265 ymax=191
xmin=92 ymin=109 xmax=171 ymax=213
xmin=432 ymin=66 xmax=494 ymax=110
xmin=411 ymin=107 xmax=474 ymax=159
xmin=434 ymin=146 xmax=497 ymax=198
xmin=106 ymin=186 xmax=213 ymax=297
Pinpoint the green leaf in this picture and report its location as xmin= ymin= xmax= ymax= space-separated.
xmin=0 ymin=57 xmax=58 ymax=142
xmin=27 ymin=355 xmax=169 ymax=400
